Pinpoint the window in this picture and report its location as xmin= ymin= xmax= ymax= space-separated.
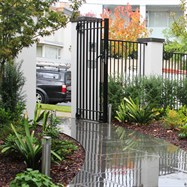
xmin=37 ymin=46 xmax=42 ymax=57
xmin=45 ymin=46 xmax=62 ymax=60
xmin=149 ymin=11 xmax=169 ymax=27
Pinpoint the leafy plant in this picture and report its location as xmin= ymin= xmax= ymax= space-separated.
xmin=177 ymin=79 xmax=187 ymax=106
xmin=1 ymin=120 xmax=42 ymax=169
xmin=143 ymin=76 xmax=163 ymax=108
xmin=10 ymin=168 xmax=62 ymax=187
xmin=0 ymin=61 xmax=25 ymax=120
xmin=178 ymin=123 xmax=187 ymax=139
xmin=108 ymin=76 xmax=125 ymax=118
xmin=162 ymin=79 xmax=178 ymax=109
xmin=32 ymin=104 xmax=60 ymax=138
xmin=124 ymin=97 xmax=157 ymax=125
xmin=0 ymin=107 xmax=11 ymax=127
xmin=123 ymin=77 xmax=143 ymax=101
xmin=162 ymin=107 xmax=184 ymax=130
xmin=52 ymin=139 xmax=77 ymax=161
xmin=115 ymin=99 xmax=128 ymax=122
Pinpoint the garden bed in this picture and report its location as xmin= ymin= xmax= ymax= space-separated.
xmin=114 ymin=121 xmax=187 ymax=151
xmin=0 ymin=133 xmax=85 ymax=187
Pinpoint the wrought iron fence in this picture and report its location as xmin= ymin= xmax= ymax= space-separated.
xmin=162 ymin=51 xmax=187 ymax=109
xmin=163 ymin=51 xmax=187 ymax=81
xmin=107 ymin=40 xmax=146 ymax=81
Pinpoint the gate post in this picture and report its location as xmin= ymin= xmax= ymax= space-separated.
xmin=102 ymin=18 xmax=109 ymax=123
xmin=137 ymin=38 xmax=165 ymax=76
xmin=71 ymin=21 xmax=77 ymax=119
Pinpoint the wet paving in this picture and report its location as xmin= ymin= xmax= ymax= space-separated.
xmin=60 ymin=118 xmax=187 ymax=187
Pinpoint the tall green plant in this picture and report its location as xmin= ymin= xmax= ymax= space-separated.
xmin=0 ymin=61 xmax=25 ymax=118
xmin=1 ymin=120 xmax=42 ymax=169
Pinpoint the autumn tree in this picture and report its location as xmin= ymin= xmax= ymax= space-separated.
xmin=101 ymin=4 xmax=149 ymax=58
xmin=163 ymin=0 xmax=187 ymax=53
xmin=101 ymin=4 xmax=149 ymax=41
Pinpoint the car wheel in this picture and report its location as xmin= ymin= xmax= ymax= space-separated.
xmin=36 ymin=91 xmax=46 ymax=103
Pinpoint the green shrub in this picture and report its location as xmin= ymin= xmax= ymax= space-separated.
xmin=178 ymin=123 xmax=187 ymax=139
xmin=0 ymin=107 xmax=11 ymax=127
xmin=10 ymin=168 xmax=62 ymax=187
xmin=124 ymin=97 xmax=157 ymax=125
xmin=143 ymin=76 xmax=163 ymax=108
xmin=0 ymin=61 xmax=25 ymax=116
xmin=51 ymin=139 xmax=77 ymax=161
xmin=162 ymin=107 xmax=185 ymax=129
xmin=162 ymin=79 xmax=178 ymax=109
xmin=115 ymin=97 xmax=158 ymax=125
xmin=108 ymin=76 xmax=125 ymax=117
xmin=115 ymin=99 xmax=128 ymax=122
xmin=123 ymin=77 xmax=143 ymax=102
xmin=177 ymin=79 xmax=187 ymax=106
xmin=109 ymin=75 xmax=187 ymax=115
xmin=1 ymin=120 xmax=42 ymax=169
xmin=1 ymin=105 xmax=78 ymax=169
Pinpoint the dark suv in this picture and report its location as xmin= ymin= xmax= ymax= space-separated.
xmin=36 ymin=65 xmax=71 ymax=104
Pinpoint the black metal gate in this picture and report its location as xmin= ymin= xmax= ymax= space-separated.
xmin=76 ymin=17 xmax=109 ymax=122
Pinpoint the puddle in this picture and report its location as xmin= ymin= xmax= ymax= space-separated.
xmin=60 ymin=119 xmax=187 ymax=187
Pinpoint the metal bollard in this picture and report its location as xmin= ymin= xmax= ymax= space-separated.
xmin=108 ymin=104 xmax=112 ymax=124
xmin=108 ymin=104 xmax=112 ymax=139
xmin=42 ymin=136 xmax=51 ymax=176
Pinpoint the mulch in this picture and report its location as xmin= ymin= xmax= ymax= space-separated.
xmin=0 ymin=133 xmax=85 ymax=187
xmin=113 ymin=120 xmax=187 ymax=152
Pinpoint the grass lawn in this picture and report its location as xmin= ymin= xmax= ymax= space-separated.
xmin=39 ymin=103 xmax=71 ymax=113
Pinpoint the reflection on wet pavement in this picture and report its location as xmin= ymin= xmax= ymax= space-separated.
xmin=64 ymin=119 xmax=187 ymax=187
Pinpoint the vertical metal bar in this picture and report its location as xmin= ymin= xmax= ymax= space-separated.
xmin=85 ymin=21 xmax=89 ymax=119
xmin=135 ymin=42 xmax=138 ymax=76
xmin=42 ymin=136 xmax=51 ymax=177
xmin=139 ymin=43 xmax=142 ymax=77
xmin=76 ymin=22 xmax=80 ymax=117
xmin=96 ymin=21 xmax=99 ymax=121
xmin=100 ymin=20 xmax=103 ymax=120
xmin=89 ymin=20 xmax=92 ymax=120
xmin=92 ymin=21 xmax=96 ymax=120
xmin=121 ymin=41 xmax=124 ymax=80
xmin=117 ymin=41 xmax=120 ymax=76
xmin=109 ymin=40 xmax=112 ymax=76
xmin=143 ymin=43 xmax=146 ymax=77
xmin=82 ymin=21 xmax=85 ymax=119
xmin=79 ymin=21 xmax=83 ymax=117
xmin=103 ymin=18 xmax=109 ymax=122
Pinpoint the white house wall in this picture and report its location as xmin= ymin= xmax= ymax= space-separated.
xmin=38 ymin=22 xmax=72 ymax=65
xmin=16 ymin=44 xmax=36 ymax=119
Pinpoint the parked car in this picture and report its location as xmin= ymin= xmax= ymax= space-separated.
xmin=36 ymin=64 xmax=71 ymax=104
